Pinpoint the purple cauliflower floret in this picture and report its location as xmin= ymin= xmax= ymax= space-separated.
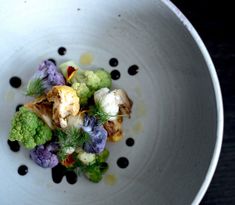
xmin=38 ymin=60 xmax=65 ymax=87
xmin=30 ymin=143 xmax=59 ymax=168
xmin=83 ymin=115 xmax=97 ymax=133
xmin=26 ymin=60 xmax=65 ymax=96
xmin=82 ymin=115 xmax=107 ymax=153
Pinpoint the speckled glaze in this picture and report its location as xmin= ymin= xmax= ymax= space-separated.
xmin=0 ymin=0 xmax=223 ymax=205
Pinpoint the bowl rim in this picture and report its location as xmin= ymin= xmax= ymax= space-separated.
xmin=161 ymin=0 xmax=224 ymax=204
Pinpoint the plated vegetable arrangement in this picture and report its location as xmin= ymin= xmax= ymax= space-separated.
xmin=8 ymin=60 xmax=133 ymax=183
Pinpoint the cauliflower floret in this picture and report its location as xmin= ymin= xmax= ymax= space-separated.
xmin=77 ymin=148 xmax=96 ymax=165
xmin=64 ymin=147 xmax=75 ymax=155
xmin=94 ymin=88 xmax=133 ymax=121
xmin=24 ymin=95 xmax=54 ymax=129
xmin=47 ymin=85 xmax=80 ymax=128
xmin=104 ymin=116 xmax=123 ymax=142
xmin=112 ymin=89 xmax=133 ymax=118
xmin=94 ymin=88 xmax=121 ymax=121
xmin=67 ymin=112 xmax=84 ymax=128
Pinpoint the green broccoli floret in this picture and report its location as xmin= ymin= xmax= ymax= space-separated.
xmin=84 ymin=165 xmax=103 ymax=183
xmin=72 ymin=82 xmax=92 ymax=105
xmin=94 ymin=69 xmax=112 ymax=89
xmin=59 ymin=61 xmax=112 ymax=105
xmin=83 ymin=70 xmax=101 ymax=91
xmin=96 ymin=148 xmax=110 ymax=163
xmin=9 ymin=107 xmax=52 ymax=149
xmin=71 ymin=70 xmax=112 ymax=105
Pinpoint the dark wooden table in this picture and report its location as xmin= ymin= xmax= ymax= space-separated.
xmin=171 ymin=1 xmax=235 ymax=204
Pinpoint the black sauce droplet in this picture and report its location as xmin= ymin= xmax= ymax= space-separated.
xmin=58 ymin=47 xmax=67 ymax=56
xmin=128 ymin=65 xmax=139 ymax=76
xmin=126 ymin=138 xmax=135 ymax=147
xmin=117 ymin=157 xmax=129 ymax=169
xmin=110 ymin=70 xmax=121 ymax=80
xmin=48 ymin=58 xmax=57 ymax=65
xmin=15 ymin=104 xmax=23 ymax=112
xmin=66 ymin=171 xmax=78 ymax=184
xmin=52 ymin=163 xmax=66 ymax=184
xmin=109 ymin=58 xmax=119 ymax=67
xmin=18 ymin=165 xmax=28 ymax=176
xmin=8 ymin=140 xmax=20 ymax=152
xmin=9 ymin=76 xmax=22 ymax=88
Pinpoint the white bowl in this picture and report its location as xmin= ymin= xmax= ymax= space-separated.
xmin=0 ymin=0 xmax=223 ymax=204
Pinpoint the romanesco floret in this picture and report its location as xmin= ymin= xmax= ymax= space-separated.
xmin=9 ymin=107 xmax=52 ymax=149
xmin=94 ymin=69 xmax=112 ymax=89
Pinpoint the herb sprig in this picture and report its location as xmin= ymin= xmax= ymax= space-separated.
xmin=88 ymin=102 xmax=110 ymax=124
xmin=26 ymin=78 xmax=45 ymax=97
xmin=56 ymin=127 xmax=90 ymax=160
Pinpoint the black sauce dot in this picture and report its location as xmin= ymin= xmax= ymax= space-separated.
xmin=126 ymin=138 xmax=135 ymax=147
xmin=117 ymin=157 xmax=129 ymax=169
xmin=58 ymin=47 xmax=67 ymax=56
xmin=15 ymin=104 xmax=23 ymax=112
xmin=52 ymin=163 xmax=66 ymax=184
xmin=128 ymin=65 xmax=139 ymax=76
xmin=18 ymin=165 xmax=28 ymax=176
xmin=110 ymin=70 xmax=121 ymax=80
xmin=48 ymin=58 xmax=57 ymax=65
xmin=66 ymin=171 xmax=77 ymax=184
xmin=7 ymin=140 xmax=20 ymax=152
xmin=9 ymin=76 xmax=22 ymax=88
xmin=109 ymin=58 xmax=119 ymax=67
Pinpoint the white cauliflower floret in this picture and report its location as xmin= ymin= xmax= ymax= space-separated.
xmin=94 ymin=87 xmax=132 ymax=121
xmin=94 ymin=88 xmax=121 ymax=121
xmin=76 ymin=148 xmax=96 ymax=165
xmin=67 ymin=113 xmax=84 ymax=129
xmin=65 ymin=147 xmax=75 ymax=155
xmin=47 ymin=85 xmax=80 ymax=128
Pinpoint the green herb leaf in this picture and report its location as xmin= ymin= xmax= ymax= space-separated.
xmin=55 ymin=127 xmax=91 ymax=160
xmin=26 ymin=78 xmax=45 ymax=97
xmin=88 ymin=102 xmax=110 ymax=124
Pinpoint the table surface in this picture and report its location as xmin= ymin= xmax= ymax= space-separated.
xmin=171 ymin=1 xmax=235 ymax=204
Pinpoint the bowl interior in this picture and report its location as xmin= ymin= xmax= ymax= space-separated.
xmin=0 ymin=0 xmax=220 ymax=204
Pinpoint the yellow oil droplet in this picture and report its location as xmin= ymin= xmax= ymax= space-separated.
xmin=136 ymin=101 xmax=147 ymax=118
xmin=134 ymin=87 xmax=142 ymax=96
xmin=104 ymin=174 xmax=117 ymax=186
xmin=132 ymin=121 xmax=143 ymax=134
xmin=79 ymin=52 xmax=94 ymax=66
xmin=4 ymin=90 xmax=15 ymax=101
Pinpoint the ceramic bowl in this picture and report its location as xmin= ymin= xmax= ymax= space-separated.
xmin=0 ymin=0 xmax=223 ymax=204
